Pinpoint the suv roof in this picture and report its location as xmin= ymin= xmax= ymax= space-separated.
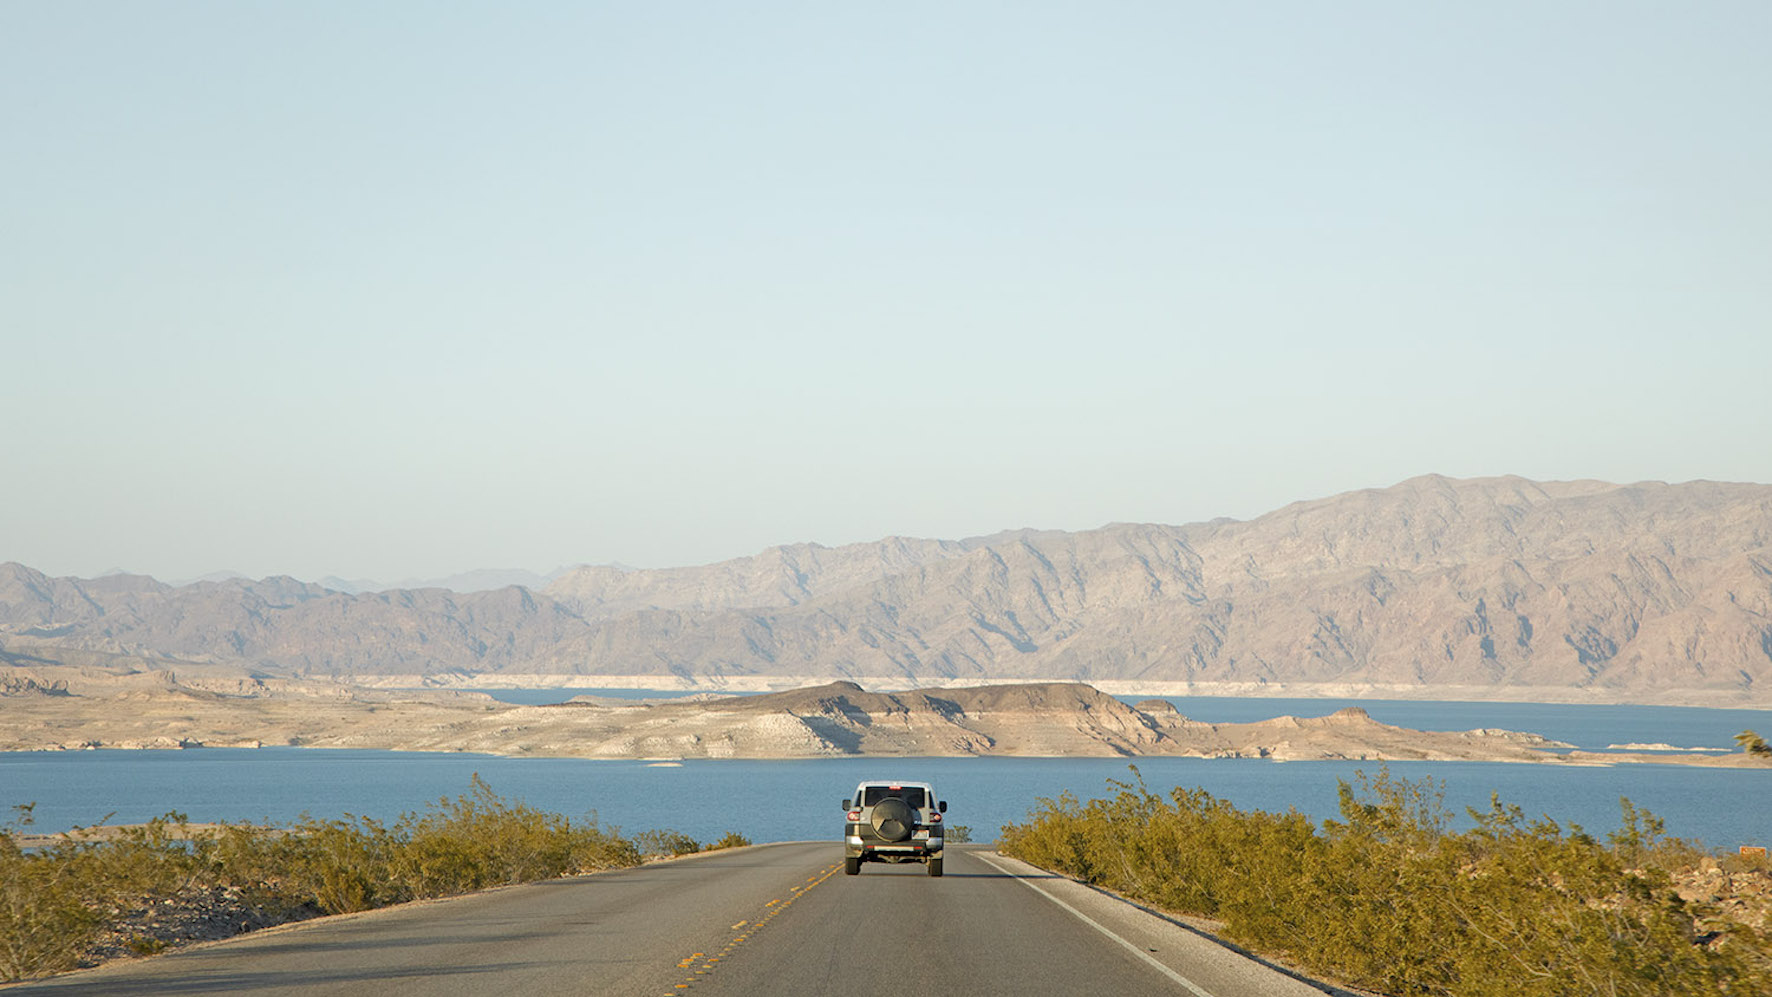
xmin=854 ymin=780 xmax=934 ymax=788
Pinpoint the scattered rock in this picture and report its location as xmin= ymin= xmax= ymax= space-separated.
xmin=84 ymin=885 xmax=320 ymax=967
xmin=0 ymin=674 xmax=71 ymax=697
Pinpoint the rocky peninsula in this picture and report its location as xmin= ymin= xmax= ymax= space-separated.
xmin=3 ymin=661 xmax=1766 ymax=766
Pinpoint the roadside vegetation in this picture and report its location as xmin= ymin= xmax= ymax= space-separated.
xmin=999 ymin=767 xmax=1772 ymax=997
xmin=1 ymin=776 xmax=749 ymax=982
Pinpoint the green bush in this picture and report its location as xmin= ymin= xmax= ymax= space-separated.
xmin=0 ymin=835 xmax=106 ymax=980
xmin=248 ymin=776 xmax=645 ymax=914
xmin=999 ymin=767 xmax=1772 ymax=997
xmin=632 ymin=829 xmax=702 ymax=858
xmin=1 ymin=777 xmax=649 ymax=981
xmin=0 ymin=806 xmax=210 ymax=981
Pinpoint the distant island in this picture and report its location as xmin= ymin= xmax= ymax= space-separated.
xmin=2 ymin=662 xmax=1767 ymax=768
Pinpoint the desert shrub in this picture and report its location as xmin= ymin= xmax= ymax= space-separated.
xmin=0 ymin=834 xmax=104 ymax=980
xmin=258 ymin=776 xmax=642 ymax=913
xmin=1721 ymin=847 xmax=1772 ymax=876
xmin=0 ymin=808 xmax=202 ymax=980
xmin=632 ymin=829 xmax=702 ymax=858
xmin=572 ymin=823 xmax=643 ymax=870
xmin=293 ymin=816 xmax=405 ymax=914
xmin=1000 ymin=767 xmax=1772 ymax=997
xmin=195 ymin=822 xmax=310 ymax=914
xmin=704 ymin=832 xmax=751 ymax=851
xmin=1 ymin=778 xmax=649 ymax=981
xmin=391 ymin=776 xmax=584 ymax=896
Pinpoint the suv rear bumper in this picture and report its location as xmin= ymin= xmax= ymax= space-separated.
xmin=846 ymin=833 xmax=943 ymax=860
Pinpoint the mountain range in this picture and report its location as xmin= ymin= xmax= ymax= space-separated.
xmin=153 ymin=566 xmax=587 ymax=594
xmin=3 ymin=475 xmax=1770 ymax=705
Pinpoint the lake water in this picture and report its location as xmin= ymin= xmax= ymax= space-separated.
xmin=1126 ymin=696 xmax=1772 ymax=754
xmin=4 ymin=698 xmax=1769 ymax=850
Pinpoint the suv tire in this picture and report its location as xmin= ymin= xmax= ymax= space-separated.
xmin=869 ymin=797 xmax=915 ymax=842
xmin=844 ymin=856 xmax=860 ymax=876
xmin=927 ymin=858 xmax=943 ymax=877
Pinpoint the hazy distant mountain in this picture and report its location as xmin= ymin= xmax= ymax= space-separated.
xmin=3 ymin=476 xmax=1770 ymax=704
xmin=314 ymin=566 xmax=584 ymax=595
xmin=172 ymin=570 xmax=250 ymax=586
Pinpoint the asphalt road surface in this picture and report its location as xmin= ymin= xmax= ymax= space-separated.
xmin=5 ymin=844 xmax=1343 ymax=996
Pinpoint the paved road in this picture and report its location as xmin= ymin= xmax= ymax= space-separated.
xmin=5 ymin=844 xmax=1340 ymax=996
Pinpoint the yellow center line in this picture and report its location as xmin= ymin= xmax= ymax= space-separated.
xmin=665 ymin=857 xmax=843 ymax=990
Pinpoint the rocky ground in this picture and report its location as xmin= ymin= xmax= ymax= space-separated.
xmin=1672 ymin=859 xmax=1772 ymax=943
xmin=82 ymin=885 xmax=321 ymax=966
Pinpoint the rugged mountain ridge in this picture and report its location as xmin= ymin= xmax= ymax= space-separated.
xmin=4 ymin=475 xmax=1771 ymax=704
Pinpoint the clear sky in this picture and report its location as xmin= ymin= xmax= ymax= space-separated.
xmin=4 ymin=2 xmax=1768 ymax=583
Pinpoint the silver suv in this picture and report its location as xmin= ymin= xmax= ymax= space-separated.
xmin=842 ymin=780 xmax=946 ymax=877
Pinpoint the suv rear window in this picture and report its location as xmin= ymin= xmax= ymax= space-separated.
xmin=861 ymin=786 xmax=927 ymax=808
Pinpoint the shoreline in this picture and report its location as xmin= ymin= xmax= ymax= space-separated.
xmin=6 ymin=741 xmax=1770 ymax=770
xmin=4 ymin=666 xmax=1769 ymax=769
xmin=341 ymin=672 xmax=1772 ymax=710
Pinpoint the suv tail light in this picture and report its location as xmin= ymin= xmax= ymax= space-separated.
xmin=929 ymin=812 xmax=941 ymax=823
xmin=847 ymin=810 xmax=861 ymax=822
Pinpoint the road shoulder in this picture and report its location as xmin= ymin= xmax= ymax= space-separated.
xmin=975 ymin=850 xmax=1377 ymax=997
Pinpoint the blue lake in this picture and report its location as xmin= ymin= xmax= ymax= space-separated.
xmin=3 ymin=697 xmax=1769 ymax=850
xmin=1127 ymin=696 xmax=1772 ymax=754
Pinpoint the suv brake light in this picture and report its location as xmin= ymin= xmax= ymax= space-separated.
xmin=929 ymin=812 xmax=941 ymax=822
xmin=847 ymin=810 xmax=861 ymax=822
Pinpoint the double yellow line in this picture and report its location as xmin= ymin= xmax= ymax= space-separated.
xmin=665 ymin=863 xmax=842 ymax=993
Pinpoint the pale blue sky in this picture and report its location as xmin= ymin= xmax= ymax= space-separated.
xmin=4 ymin=2 xmax=1768 ymax=583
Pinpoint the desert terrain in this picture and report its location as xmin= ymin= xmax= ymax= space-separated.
xmin=3 ymin=661 xmax=1766 ymax=767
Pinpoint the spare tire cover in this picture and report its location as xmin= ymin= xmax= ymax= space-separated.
xmin=870 ymin=798 xmax=915 ymax=842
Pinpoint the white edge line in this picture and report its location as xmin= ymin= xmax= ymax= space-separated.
xmin=975 ymin=851 xmax=1216 ymax=997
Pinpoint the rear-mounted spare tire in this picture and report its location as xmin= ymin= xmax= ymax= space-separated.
xmin=869 ymin=798 xmax=915 ymax=842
